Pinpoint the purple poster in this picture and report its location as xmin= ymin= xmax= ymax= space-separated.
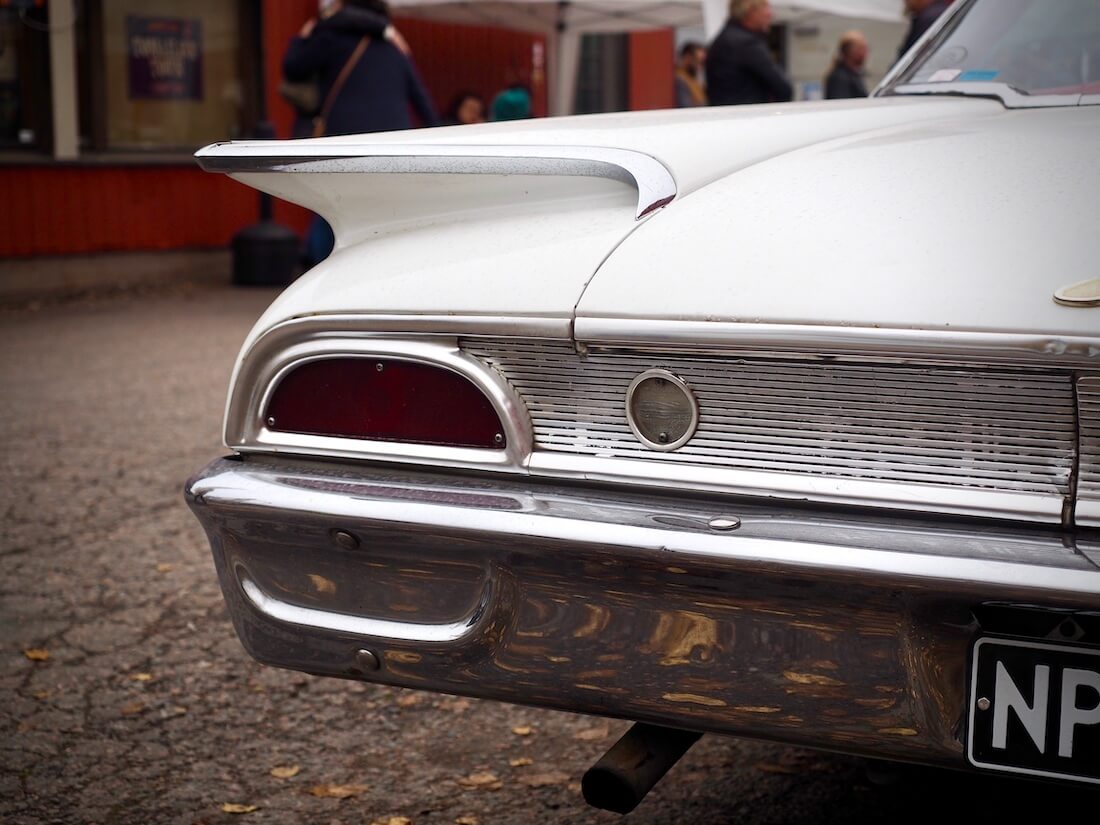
xmin=127 ymin=16 xmax=203 ymax=101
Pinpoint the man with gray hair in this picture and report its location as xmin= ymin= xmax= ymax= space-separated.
xmin=705 ymin=0 xmax=792 ymax=106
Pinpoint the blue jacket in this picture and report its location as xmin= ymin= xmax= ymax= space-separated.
xmin=283 ymin=12 xmax=437 ymax=136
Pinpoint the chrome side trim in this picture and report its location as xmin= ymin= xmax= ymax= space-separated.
xmin=194 ymin=142 xmax=677 ymax=220
xmin=527 ymin=452 xmax=1063 ymax=523
xmin=1079 ymin=376 xmax=1100 ymax=528
xmin=228 ymin=337 xmax=534 ymax=471
xmin=888 ymin=83 xmax=1081 ymax=109
xmin=239 ymin=574 xmax=498 ymax=645
xmin=574 ymin=317 xmax=1100 ymax=368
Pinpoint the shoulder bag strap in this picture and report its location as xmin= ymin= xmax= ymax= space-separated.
xmin=313 ymin=36 xmax=370 ymax=138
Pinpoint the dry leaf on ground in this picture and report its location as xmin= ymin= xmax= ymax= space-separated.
xmin=129 ymin=672 xmax=153 ymax=682
xmin=455 ymin=817 xmax=480 ymax=825
xmin=458 ymin=772 xmax=502 ymax=791
xmin=270 ymin=765 xmax=301 ymax=779
xmin=221 ymin=803 xmax=259 ymax=814
xmin=307 ymin=783 xmax=368 ymax=798
xmin=510 ymin=725 xmax=533 ymax=736
xmin=23 ymin=648 xmax=50 ymax=662
xmin=520 ymin=771 xmax=570 ymax=788
xmin=396 ymin=694 xmax=420 ymax=708
xmin=155 ymin=563 xmax=174 ymax=573
xmin=508 ymin=757 xmax=533 ymax=767
xmin=370 ymin=818 xmax=412 ymax=825
xmin=573 ymin=725 xmax=610 ymax=741
xmin=120 ymin=701 xmax=146 ymax=715
xmin=441 ymin=698 xmax=471 ymax=713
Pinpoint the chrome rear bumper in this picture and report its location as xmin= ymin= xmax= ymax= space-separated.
xmin=185 ymin=456 xmax=1100 ymax=769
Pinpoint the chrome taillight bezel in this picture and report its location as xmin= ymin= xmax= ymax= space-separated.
xmin=227 ymin=324 xmax=537 ymax=472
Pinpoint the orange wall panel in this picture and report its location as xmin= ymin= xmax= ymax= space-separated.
xmin=0 ymin=166 xmax=260 ymax=257
xmin=629 ymin=30 xmax=676 ymax=111
xmin=1 ymin=5 xmax=559 ymax=259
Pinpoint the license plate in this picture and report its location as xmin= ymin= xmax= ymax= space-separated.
xmin=968 ymin=637 xmax=1100 ymax=785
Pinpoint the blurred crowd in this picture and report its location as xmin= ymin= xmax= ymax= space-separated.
xmin=680 ymin=0 xmax=950 ymax=107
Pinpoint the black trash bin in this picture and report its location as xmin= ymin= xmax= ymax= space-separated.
xmin=231 ymin=218 xmax=301 ymax=287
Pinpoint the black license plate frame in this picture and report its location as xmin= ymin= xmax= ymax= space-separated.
xmin=967 ymin=636 xmax=1100 ymax=785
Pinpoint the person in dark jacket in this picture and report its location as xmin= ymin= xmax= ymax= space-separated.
xmin=825 ymin=30 xmax=869 ymax=99
xmin=897 ymin=0 xmax=950 ymax=61
xmin=706 ymin=0 xmax=792 ymax=106
xmin=283 ymin=0 xmax=438 ymax=137
xmin=284 ymin=0 xmax=439 ymax=267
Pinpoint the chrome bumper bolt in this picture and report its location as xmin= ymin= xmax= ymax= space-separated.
xmin=977 ymin=697 xmax=991 ymax=711
xmin=356 ymin=649 xmax=380 ymax=672
xmin=331 ymin=529 xmax=360 ymax=551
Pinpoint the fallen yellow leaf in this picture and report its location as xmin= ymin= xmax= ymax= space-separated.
xmin=221 ymin=803 xmax=259 ymax=814
xmin=573 ymin=725 xmax=609 ymax=741
xmin=442 ymin=698 xmax=471 ymax=713
xmin=33 ymin=690 xmax=51 ymax=700
xmin=520 ymin=771 xmax=570 ymax=788
xmin=396 ymin=694 xmax=420 ymax=708
xmin=130 ymin=673 xmax=154 ymax=682
xmin=307 ymin=574 xmax=336 ymax=595
xmin=271 ymin=765 xmax=300 ymax=779
xmin=156 ymin=563 xmax=174 ymax=573
xmin=455 ymin=817 xmax=480 ymax=825
xmin=510 ymin=725 xmax=533 ymax=736
xmin=370 ymin=818 xmax=412 ymax=825
xmin=508 ymin=757 xmax=533 ymax=767
xmin=120 ymin=701 xmax=145 ymax=715
xmin=458 ymin=772 xmax=502 ymax=790
xmin=307 ymin=783 xmax=368 ymax=798
xmin=458 ymin=772 xmax=499 ymax=786
xmin=23 ymin=648 xmax=50 ymax=662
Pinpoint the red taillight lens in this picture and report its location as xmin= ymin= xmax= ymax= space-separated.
xmin=265 ymin=358 xmax=505 ymax=449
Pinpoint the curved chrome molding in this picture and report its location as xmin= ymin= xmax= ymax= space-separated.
xmin=229 ymin=336 xmax=534 ymax=471
xmin=238 ymin=572 xmax=496 ymax=645
xmin=574 ymin=318 xmax=1100 ymax=368
xmin=887 ymin=83 xmax=1081 ymax=109
xmin=194 ymin=142 xmax=677 ymax=220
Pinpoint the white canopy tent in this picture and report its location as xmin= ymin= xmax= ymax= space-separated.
xmin=388 ymin=0 xmax=905 ymax=114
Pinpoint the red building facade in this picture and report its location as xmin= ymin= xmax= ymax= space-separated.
xmin=0 ymin=0 xmax=672 ymax=259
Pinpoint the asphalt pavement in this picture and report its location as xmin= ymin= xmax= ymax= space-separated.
xmin=2 ymin=283 xmax=1094 ymax=825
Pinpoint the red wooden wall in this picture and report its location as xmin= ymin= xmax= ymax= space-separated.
xmin=0 ymin=3 xmax=660 ymax=259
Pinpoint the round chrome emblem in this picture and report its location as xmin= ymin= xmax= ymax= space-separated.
xmin=625 ymin=369 xmax=699 ymax=451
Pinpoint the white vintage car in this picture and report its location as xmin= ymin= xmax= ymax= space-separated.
xmin=187 ymin=0 xmax=1100 ymax=809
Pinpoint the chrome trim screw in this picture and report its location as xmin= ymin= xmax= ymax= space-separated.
xmin=376 ymin=362 xmax=384 ymax=372
xmin=266 ymin=416 xmax=276 ymax=427
xmin=708 ymin=517 xmax=741 ymax=531
xmin=977 ymin=697 xmax=991 ymax=711
xmin=494 ymin=433 xmax=504 ymax=445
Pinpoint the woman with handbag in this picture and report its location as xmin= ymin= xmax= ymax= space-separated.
xmin=283 ymin=0 xmax=439 ymax=263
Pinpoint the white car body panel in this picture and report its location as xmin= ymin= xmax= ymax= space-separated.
xmin=578 ymin=105 xmax=1100 ymax=338
xmin=227 ymin=96 xmax=1072 ymax=352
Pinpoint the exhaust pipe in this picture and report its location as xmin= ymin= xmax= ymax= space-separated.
xmin=581 ymin=723 xmax=702 ymax=814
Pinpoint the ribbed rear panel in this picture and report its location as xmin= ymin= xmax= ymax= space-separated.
xmin=463 ymin=340 xmax=1077 ymax=506
xmin=1078 ymin=376 xmax=1100 ymax=527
